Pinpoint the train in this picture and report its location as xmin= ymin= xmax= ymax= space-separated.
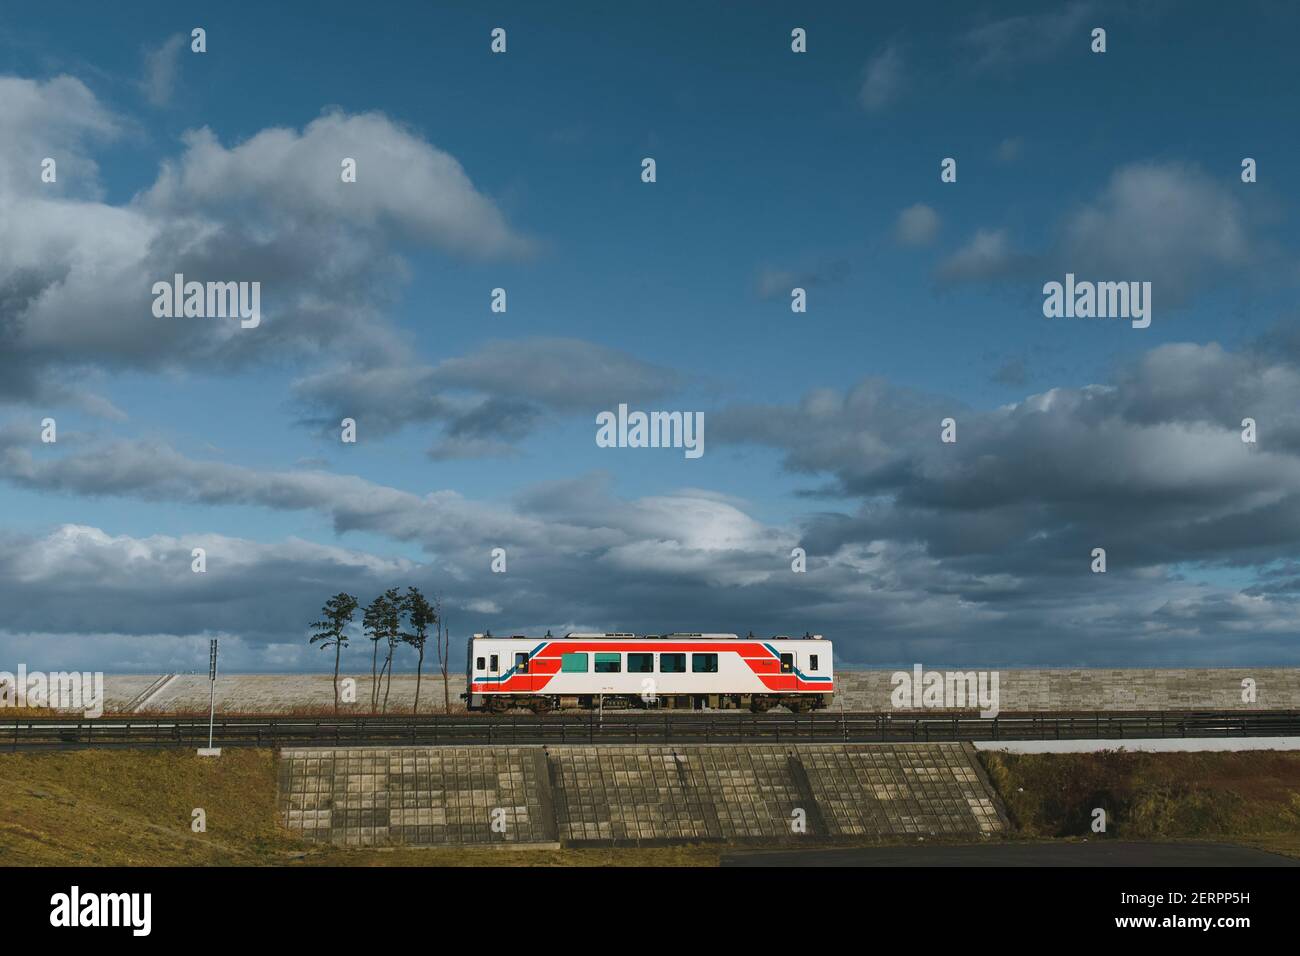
xmin=465 ymin=631 xmax=833 ymax=713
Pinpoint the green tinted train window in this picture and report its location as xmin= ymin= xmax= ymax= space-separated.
xmin=561 ymin=652 xmax=588 ymax=673
xmin=594 ymin=652 xmax=622 ymax=673
xmin=660 ymin=653 xmax=686 ymax=673
xmin=627 ymin=653 xmax=654 ymax=673
xmin=692 ymin=653 xmax=719 ymax=673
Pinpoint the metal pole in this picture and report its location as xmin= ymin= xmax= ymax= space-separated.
xmin=207 ymin=679 xmax=216 ymax=750
xmin=199 ymin=638 xmax=221 ymax=756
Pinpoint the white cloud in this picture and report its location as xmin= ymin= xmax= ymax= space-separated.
xmin=0 ymin=75 xmax=120 ymax=199
xmin=995 ymin=136 xmax=1023 ymax=163
xmin=894 ymin=203 xmax=940 ymax=246
xmin=961 ymin=2 xmax=1094 ymax=71
xmin=936 ymin=228 xmax=1017 ymax=282
xmin=1061 ymin=162 xmax=1250 ymax=304
xmin=142 ymin=34 xmax=185 ymax=107
xmin=934 ymin=162 xmax=1258 ymax=305
xmin=859 ymin=45 xmax=904 ymax=112
xmin=140 ymin=111 xmax=532 ymax=258
xmin=0 ymin=80 xmax=532 ymax=411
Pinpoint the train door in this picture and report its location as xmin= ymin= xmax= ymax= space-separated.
xmin=513 ymin=650 xmax=532 ymax=693
xmin=778 ymin=651 xmax=796 ymax=691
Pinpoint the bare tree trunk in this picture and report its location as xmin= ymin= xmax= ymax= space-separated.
xmin=441 ymin=619 xmax=451 ymax=714
xmin=382 ymin=641 xmax=395 ymax=714
xmin=333 ymin=640 xmax=341 ymax=715
xmin=414 ymin=647 xmax=424 ymax=715
xmin=370 ymin=641 xmax=379 ymax=711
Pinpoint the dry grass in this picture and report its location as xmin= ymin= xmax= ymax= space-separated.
xmin=0 ymin=749 xmax=298 ymax=865
xmin=0 ymin=749 xmax=715 ymax=866
xmin=6 ymin=747 xmax=1299 ymax=865
xmin=981 ymin=750 xmax=1300 ymax=856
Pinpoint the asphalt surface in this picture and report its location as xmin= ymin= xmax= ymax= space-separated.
xmin=721 ymin=841 xmax=1300 ymax=867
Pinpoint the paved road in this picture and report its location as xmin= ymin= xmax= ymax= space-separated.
xmin=722 ymin=841 xmax=1299 ymax=867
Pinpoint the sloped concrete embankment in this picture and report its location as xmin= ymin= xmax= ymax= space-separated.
xmin=101 ymin=668 xmax=1300 ymax=714
xmin=278 ymin=743 xmax=1007 ymax=847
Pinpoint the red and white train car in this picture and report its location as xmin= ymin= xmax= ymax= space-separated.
xmin=466 ymin=631 xmax=833 ymax=713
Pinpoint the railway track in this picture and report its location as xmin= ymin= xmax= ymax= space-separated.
xmin=5 ymin=710 xmax=1300 ymax=750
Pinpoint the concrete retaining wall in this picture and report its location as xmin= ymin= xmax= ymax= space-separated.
xmin=833 ymin=668 xmax=1299 ymax=711
xmin=279 ymin=743 xmax=1007 ymax=847
xmin=279 ymin=746 xmax=555 ymax=846
xmin=102 ymin=668 xmax=1300 ymax=714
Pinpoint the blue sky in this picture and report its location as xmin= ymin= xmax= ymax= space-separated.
xmin=3 ymin=1 xmax=1300 ymax=672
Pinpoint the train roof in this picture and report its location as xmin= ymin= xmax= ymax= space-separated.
xmin=471 ymin=631 xmax=827 ymax=641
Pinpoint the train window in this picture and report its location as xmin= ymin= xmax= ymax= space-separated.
xmin=627 ymin=653 xmax=654 ymax=673
xmin=594 ymin=652 xmax=622 ymax=673
xmin=489 ymin=655 xmax=499 ymax=672
xmin=561 ymin=652 xmax=588 ymax=673
xmin=475 ymin=657 xmax=485 ymax=670
xmin=692 ymin=653 xmax=719 ymax=673
xmin=514 ymin=652 xmax=529 ymax=674
xmin=809 ymin=654 xmax=819 ymax=671
xmin=660 ymin=653 xmax=686 ymax=673
xmin=780 ymin=653 xmax=793 ymax=674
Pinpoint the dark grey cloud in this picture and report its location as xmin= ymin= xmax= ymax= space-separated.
xmin=6 ymin=329 xmax=1300 ymax=668
xmin=433 ymin=337 xmax=681 ymax=411
xmin=292 ymin=337 xmax=689 ymax=448
xmin=991 ymin=356 xmax=1030 ymax=387
xmin=713 ymin=336 xmax=1300 ymax=578
xmin=756 ymin=260 xmax=852 ymax=300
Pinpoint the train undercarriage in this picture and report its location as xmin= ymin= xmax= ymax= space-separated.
xmin=480 ymin=693 xmax=831 ymax=715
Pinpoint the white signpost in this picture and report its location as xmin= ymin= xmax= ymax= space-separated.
xmin=198 ymin=638 xmax=221 ymax=757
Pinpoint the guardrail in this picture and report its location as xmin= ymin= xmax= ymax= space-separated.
xmin=5 ymin=710 xmax=1300 ymax=751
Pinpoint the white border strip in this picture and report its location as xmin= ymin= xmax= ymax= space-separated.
xmin=974 ymin=737 xmax=1300 ymax=754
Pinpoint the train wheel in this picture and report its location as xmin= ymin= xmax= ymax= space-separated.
xmin=529 ymin=697 xmax=552 ymax=715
